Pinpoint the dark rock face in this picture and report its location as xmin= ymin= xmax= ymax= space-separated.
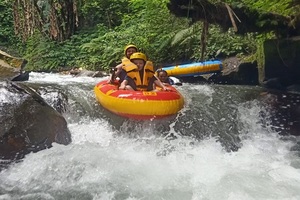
xmin=11 ymin=71 xmax=30 ymax=81
xmin=170 ymin=37 xmax=300 ymax=94
xmin=208 ymin=58 xmax=258 ymax=85
xmin=0 ymin=81 xmax=71 ymax=160
xmin=262 ymin=37 xmax=300 ymax=93
xmin=259 ymin=91 xmax=300 ymax=136
xmin=35 ymin=87 xmax=69 ymax=114
xmin=167 ymin=0 xmax=298 ymax=37
xmin=73 ymin=69 xmax=108 ymax=77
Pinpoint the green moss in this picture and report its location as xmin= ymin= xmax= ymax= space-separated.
xmin=256 ymin=40 xmax=265 ymax=70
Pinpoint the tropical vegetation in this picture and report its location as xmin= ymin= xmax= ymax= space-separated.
xmin=0 ymin=0 xmax=299 ymax=72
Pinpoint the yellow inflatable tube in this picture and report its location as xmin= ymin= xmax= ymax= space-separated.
xmin=94 ymin=80 xmax=184 ymax=119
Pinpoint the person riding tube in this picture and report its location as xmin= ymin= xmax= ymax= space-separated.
xmin=119 ymin=52 xmax=168 ymax=91
xmin=109 ymin=44 xmax=138 ymax=83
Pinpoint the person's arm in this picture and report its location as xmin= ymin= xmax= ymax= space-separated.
xmin=114 ymin=64 xmax=123 ymax=78
xmin=119 ymin=79 xmax=128 ymax=90
xmin=108 ymin=63 xmax=123 ymax=83
xmin=108 ymin=68 xmax=116 ymax=83
xmin=154 ymin=79 xmax=169 ymax=91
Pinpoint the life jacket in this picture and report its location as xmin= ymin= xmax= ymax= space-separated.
xmin=113 ymin=57 xmax=134 ymax=83
xmin=121 ymin=57 xmax=135 ymax=70
xmin=124 ymin=61 xmax=155 ymax=91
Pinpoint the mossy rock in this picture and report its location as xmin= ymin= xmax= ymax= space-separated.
xmin=0 ymin=50 xmax=28 ymax=80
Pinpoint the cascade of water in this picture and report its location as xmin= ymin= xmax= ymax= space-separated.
xmin=1 ymin=72 xmax=300 ymax=200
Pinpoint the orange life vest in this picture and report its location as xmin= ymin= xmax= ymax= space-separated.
xmin=121 ymin=57 xmax=135 ymax=70
xmin=124 ymin=61 xmax=155 ymax=90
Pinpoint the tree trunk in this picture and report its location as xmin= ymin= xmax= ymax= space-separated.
xmin=12 ymin=0 xmax=78 ymax=42
xmin=200 ymin=21 xmax=209 ymax=61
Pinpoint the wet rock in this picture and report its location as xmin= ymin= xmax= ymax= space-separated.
xmin=259 ymin=91 xmax=300 ymax=136
xmin=11 ymin=71 xmax=30 ymax=81
xmin=262 ymin=37 xmax=300 ymax=90
xmin=262 ymin=77 xmax=285 ymax=90
xmin=180 ymin=75 xmax=208 ymax=83
xmin=0 ymin=81 xmax=71 ymax=160
xmin=0 ymin=50 xmax=28 ymax=81
xmin=75 ymin=69 xmax=108 ymax=77
xmin=287 ymin=84 xmax=300 ymax=94
xmin=69 ymin=68 xmax=108 ymax=78
xmin=208 ymin=58 xmax=258 ymax=85
xmin=36 ymin=86 xmax=69 ymax=114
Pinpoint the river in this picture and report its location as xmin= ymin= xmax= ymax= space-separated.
xmin=1 ymin=72 xmax=300 ymax=200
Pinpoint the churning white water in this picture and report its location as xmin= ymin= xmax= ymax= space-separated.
xmin=1 ymin=72 xmax=300 ymax=200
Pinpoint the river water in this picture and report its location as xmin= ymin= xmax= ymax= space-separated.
xmin=1 ymin=72 xmax=300 ymax=200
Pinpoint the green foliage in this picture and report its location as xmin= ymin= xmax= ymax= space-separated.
xmin=79 ymin=25 xmax=125 ymax=70
xmin=225 ymin=0 xmax=298 ymax=16
xmin=80 ymin=0 xmax=192 ymax=68
xmin=4 ymin=0 xmax=293 ymax=71
xmin=54 ymin=0 xmax=257 ymax=71
xmin=205 ymin=27 xmax=257 ymax=59
xmin=24 ymin=31 xmax=90 ymax=72
xmin=79 ymin=0 xmax=130 ymax=29
xmin=0 ymin=0 xmax=20 ymax=48
xmin=154 ymin=22 xmax=257 ymax=63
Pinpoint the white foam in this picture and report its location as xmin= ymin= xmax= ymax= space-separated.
xmin=27 ymin=72 xmax=106 ymax=85
xmin=1 ymin=73 xmax=300 ymax=199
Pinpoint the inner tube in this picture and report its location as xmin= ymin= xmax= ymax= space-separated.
xmin=94 ymin=80 xmax=184 ymax=119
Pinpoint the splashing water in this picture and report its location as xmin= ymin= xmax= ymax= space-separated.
xmin=1 ymin=73 xmax=300 ymax=200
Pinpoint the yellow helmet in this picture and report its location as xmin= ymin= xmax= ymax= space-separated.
xmin=130 ymin=52 xmax=147 ymax=62
xmin=124 ymin=44 xmax=137 ymax=54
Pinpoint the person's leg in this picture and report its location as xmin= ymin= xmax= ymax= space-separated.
xmin=125 ymin=85 xmax=134 ymax=90
xmin=126 ymin=77 xmax=137 ymax=90
xmin=147 ymin=76 xmax=156 ymax=91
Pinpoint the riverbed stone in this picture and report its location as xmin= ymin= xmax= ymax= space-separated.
xmin=208 ymin=57 xmax=258 ymax=85
xmin=0 ymin=50 xmax=28 ymax=81
xmin=262 ymin=37 xmax=300 ymax=90
xmin=0 ymin=81 xmax=71 ymax=160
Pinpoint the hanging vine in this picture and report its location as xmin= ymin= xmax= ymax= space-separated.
xmin=13 ymin=0 xmax=78 ymax=42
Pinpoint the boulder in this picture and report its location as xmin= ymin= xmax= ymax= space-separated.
xmin=261 ymin=37 xmax=300 ymax=91
xmin=259 ymin=91 xmax=300 ymax=136
xmin=208 ymin=57 xmax=259 ymax=85
xmin=0 ymin=50 xmax=28 ymax=81
xmin=67 ymin=67 xmax=108 ymax=77
xmin=0 ymin=81 xmax=71 ymax=160
xmin=74 ymin=69 xmax=108 ymax=77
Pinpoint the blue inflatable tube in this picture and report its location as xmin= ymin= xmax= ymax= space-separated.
xmin=161 ymin=60 xmax=222 ymax=77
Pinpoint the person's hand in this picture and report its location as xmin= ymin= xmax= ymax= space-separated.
xmin=119 ymin=86 xmax=125 ymax=90
xmin=162 ymin=87 xmax=170 ymax=91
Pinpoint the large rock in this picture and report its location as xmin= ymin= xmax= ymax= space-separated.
xmin=208 ymin=57 xmax=259 ymax=85
xmin=0 ymin=50 xmax=28 ymax=81
xmin=259 ymin=91 xmax=300 ymax=136
xmin=0 ymin=81 xmax=71 ymax=160
xmin=261 ymin=37 xmax=300 ymax=92
xmin=70 ymin=68 xmax=108 ymax=77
